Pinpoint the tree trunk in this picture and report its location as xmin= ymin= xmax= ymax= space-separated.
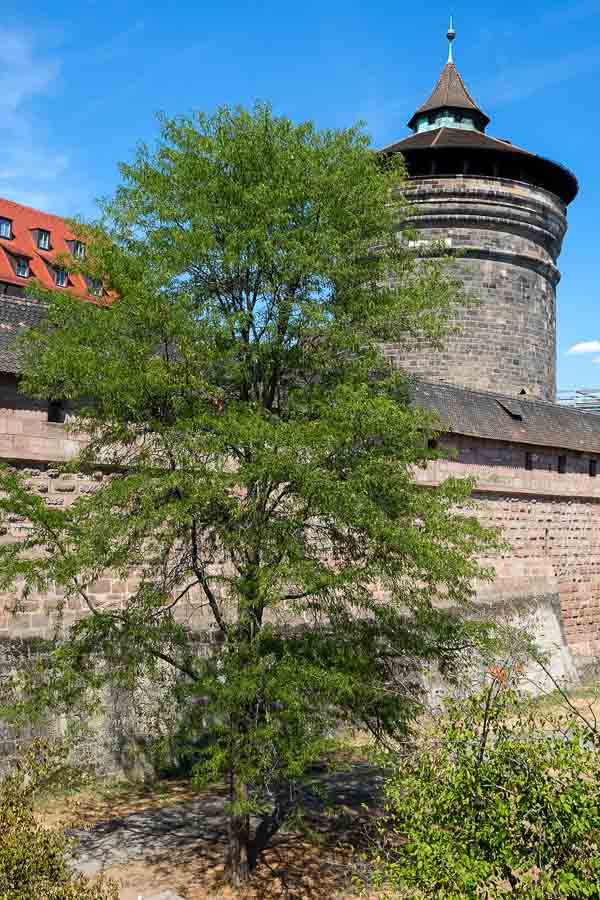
xmin=226 ymin=775 xmax=252 ymax=886
xmin=249 ymin=785 xmax=296 ymax=870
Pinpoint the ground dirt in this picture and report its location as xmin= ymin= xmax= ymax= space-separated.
xmin=37 ymin=763 xmax=383 ymax=900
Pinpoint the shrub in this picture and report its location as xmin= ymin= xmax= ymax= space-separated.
xmin=0 ymin=740 xmax=117 ymax=900
xmin=371 ymin=669 xmax=600 ymax=899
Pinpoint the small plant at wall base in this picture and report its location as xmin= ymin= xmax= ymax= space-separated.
xmin=0 ymin=740 xmax=117 ymax=900
xmin=0 ymin=103 xmax=499 ymax=886
xmin=370 ymin=668 xmax=600 ymax=900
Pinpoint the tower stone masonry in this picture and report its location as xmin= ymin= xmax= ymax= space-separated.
xmin=382 ymin=41 xmax=578 ymax=401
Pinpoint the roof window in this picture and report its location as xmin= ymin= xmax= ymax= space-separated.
xmin=73 ymin=241 xmax=86 ymax=260
xmin=87 ymin=277 xmax=102 ymax=296
xmin=496 ymin=399 xmax=523 ymax=421
xmin=16 ymin=257 xmax=29 ymax=277
xmin=55 ymin=267 xmax=67 ymax=287
xmin=37 ymin=229 xmax=50 ymax=250
xmin=558 ymin=455 xmax=567 ymax=474
xmin=0 ymin=218 xmax=12 ymax=239
xmin=590 ymin=459 xmax=597 ymax=478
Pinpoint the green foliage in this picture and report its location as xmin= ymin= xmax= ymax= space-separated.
xmin=0 ymin=741 xmax=117 ymax=900
xmin=0 ymin=102 xmax=500 ymax=878
xmin=372 ymin=670 xmax=600 ymax=899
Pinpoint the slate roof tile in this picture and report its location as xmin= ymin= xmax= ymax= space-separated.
xmin=0 ymin=296 xmax=45 ymax=373
xmin=409 ymin=62 xmax=489 ymax=128
xmin=412 ymin=380 xmax=600 ymax=454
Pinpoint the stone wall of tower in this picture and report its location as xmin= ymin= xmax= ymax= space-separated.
xmin=385 ymin=175 xmax=568 ymax=401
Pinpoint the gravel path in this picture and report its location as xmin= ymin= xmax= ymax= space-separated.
xmin=71 ymin=763 xmax=385 ymax=877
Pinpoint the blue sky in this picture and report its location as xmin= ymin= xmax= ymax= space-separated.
xmin=0 ymin=0 xmax=599 ymax=389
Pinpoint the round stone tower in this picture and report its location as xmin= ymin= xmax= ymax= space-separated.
xmin=383 ymin=26 xmax=578 ymax=401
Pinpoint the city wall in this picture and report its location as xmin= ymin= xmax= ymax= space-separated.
xmin=1 ymin=403 xmax=599 ymax=760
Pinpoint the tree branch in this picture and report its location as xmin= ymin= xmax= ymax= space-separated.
xmin=190 ymin=518 xmax=229 ymax=636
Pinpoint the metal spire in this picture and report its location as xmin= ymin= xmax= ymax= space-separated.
xmin=447 ymin=16 xmax=456 ymax=63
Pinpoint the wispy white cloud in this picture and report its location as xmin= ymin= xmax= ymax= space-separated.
xmin=592 ymin=356 xmax=600 ymax=364
xmin=482 ymin=45 xmax=600 ymax=106
xmin=567 ymin=340 xmax=600 ymax=355
xmin=0 ymin=28 xmax=74 ymax=212
xmin=0 ymin=30 xmax=59 ymax=115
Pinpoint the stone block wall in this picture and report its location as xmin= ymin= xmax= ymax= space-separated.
xmin=416 ymin=434 xmax=600 ymax=669
xmin=2 ymin=403 xmax=600 ymax=764
xmin=2 ymin=419 xmax=599 ymax=669
xmin=0 ymin=373 xmax=83 ymax=463
xmin=385 ymin=175 xmax=568 ymax=401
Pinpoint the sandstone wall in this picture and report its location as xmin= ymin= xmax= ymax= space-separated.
xmin=1 ymin=408 xmax=600 ymax=762
xmin=1 ymin=417 xmax=598 ymax=669
xmin=416 ymin=435 xmax=600 ymax=670
xmin=385 ymin=175 xmax=568 ymax=401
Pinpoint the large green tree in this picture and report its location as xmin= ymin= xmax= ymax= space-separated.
xmin=0 ymin=104 xmax=496 ymax=885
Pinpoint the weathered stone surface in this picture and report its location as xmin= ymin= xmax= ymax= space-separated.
xmin=386 ymin=176 xmax=567 ymax=401
xmin=416 ymin=434 xmax=600 ymax=669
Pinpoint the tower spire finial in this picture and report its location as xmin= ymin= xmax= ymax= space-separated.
xmin=447 ymin=16 xmax=456 ymax=63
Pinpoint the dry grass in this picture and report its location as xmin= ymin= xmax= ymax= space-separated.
xmin=36 ymin=777 xmax=206 ymax=830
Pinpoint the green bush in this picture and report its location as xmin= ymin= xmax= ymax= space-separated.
xmin=0 ymin=740 xmax=117 ymax=900
xmin=371 ymin=669 xmax=600 ymax=899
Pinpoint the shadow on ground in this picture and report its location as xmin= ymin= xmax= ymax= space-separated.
xmin=70 ymin=764 xmax=384 ymax=899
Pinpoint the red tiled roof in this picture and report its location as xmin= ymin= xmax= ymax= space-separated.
xmin=0 ymin=197 xmax=93 ymax=299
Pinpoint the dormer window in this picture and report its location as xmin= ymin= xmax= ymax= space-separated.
xmin=37 ymin=229 xmax=50 ymax=250
xmin=55 ymin=267 xmax=67 ymax=287
xmin=73 ymin=241 xmax=86 ymax=260
xmin=16 ymin=257 xmax=29 ymax=277
xmin=0 ymin=218 xmax=12 ymax=239
xmin=87 ymin=277 xmax=102 ymax=296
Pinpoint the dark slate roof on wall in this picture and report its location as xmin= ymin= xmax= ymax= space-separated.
xmin=412 ymin=380 xmax=600 ymax=454
xmin=0 ymin=296 xmax=45 ymax=373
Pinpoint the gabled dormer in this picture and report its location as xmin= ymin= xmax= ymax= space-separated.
xmin=31 ymin=227 xmax=52 ymax=251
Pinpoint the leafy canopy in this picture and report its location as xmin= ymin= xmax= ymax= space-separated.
xmin=0 ymin=103 xmax=497 ymax=874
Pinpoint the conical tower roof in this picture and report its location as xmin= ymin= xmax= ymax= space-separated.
xmin=407 ymin=61 xmax=490 ymax=131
